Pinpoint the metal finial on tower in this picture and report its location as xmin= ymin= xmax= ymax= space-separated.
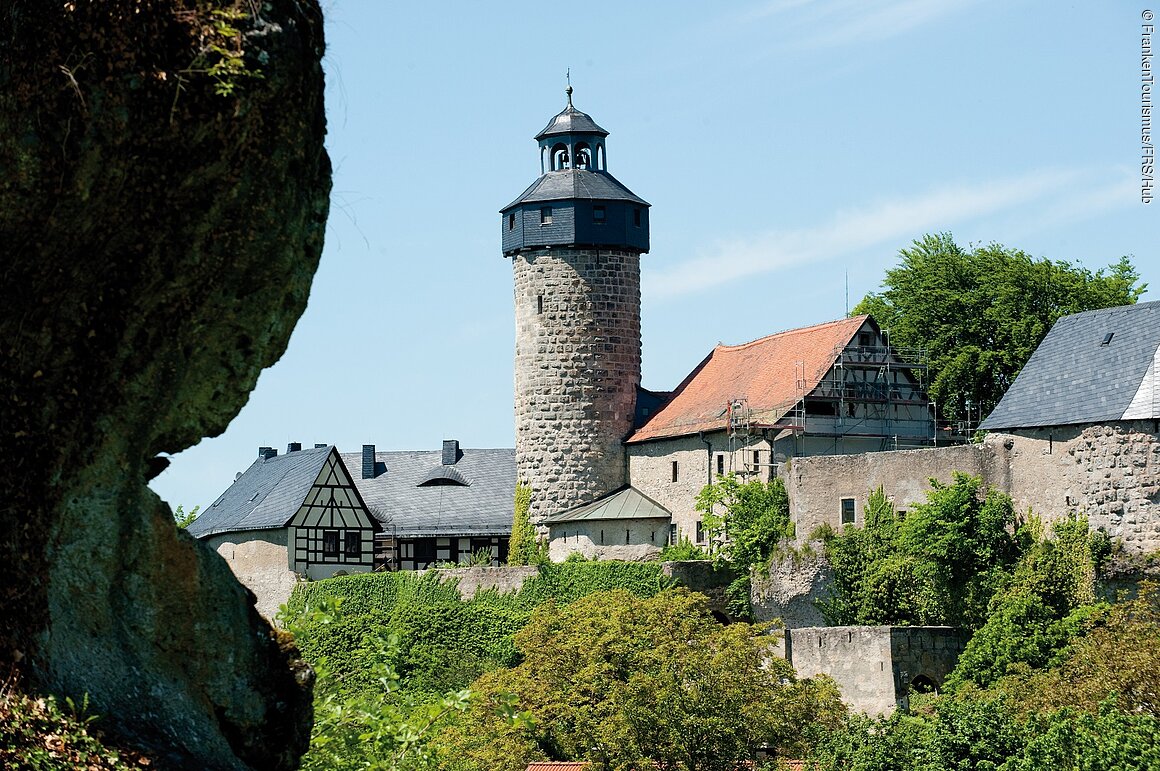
xmin=566 ymin=68 xmax=573 ymax=106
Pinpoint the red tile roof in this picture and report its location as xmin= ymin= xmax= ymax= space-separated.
xmin=627 ymin=316 xmax=868 ymax=443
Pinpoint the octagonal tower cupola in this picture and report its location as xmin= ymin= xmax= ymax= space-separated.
xmin=501 ymin=87 xmax=650 ymax=255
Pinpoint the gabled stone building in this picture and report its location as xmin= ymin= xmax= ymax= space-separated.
xmin=626 ymin=315 xmax=935 ymax=543
xmin=785 ymin=300 xmax=1160 ymax=553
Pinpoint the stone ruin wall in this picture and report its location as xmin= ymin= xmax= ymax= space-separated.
xmin=783 ymin=626 xmax=968 ymax=716
xmin=994 ymin=421 xmax=1160 ymax=553
xmin=513 ymin=248 xmax=641 ymax=524
xmin=783 ymin=422 xmax=1160 ymax=554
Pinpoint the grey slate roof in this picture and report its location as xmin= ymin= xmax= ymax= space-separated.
xmin=187 ymin=445 xmax=333 ymax=538
xmin=501 ymin=169 xmax=649 ymax=211
xmin=342 ymin=448 xmax=515 ymax=538
xmin=980 ymin=301 xmax=1160 ymax=430
xmin=544 ymin=486 xmax=671 ymax=524
xmin=535 ymin=105 xmax=608 ymax=140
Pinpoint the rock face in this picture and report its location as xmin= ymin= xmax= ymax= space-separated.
xmin=0 ymin=3 xmax=330 ymax=768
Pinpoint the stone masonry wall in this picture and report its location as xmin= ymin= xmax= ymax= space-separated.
xmin=514 ymin=248 xmax=641 ymax=524
xmin=784 ymin=626 xmax=967 ymax=716
xmin=628 ymin=433 xmax=713 ymax=541
xmin=784 ymin=444 xmax=994 ymax=538
xmin=783 ymin=422 xmax=1160 ymax=553
xmin=993 ymin=421 xmax=1160 ymax=552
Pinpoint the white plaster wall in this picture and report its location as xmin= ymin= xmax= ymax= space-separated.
xmin=547 ymin=518 xmax=667 ymax=562
xmin=629 ymin=431 xmax=778 ymax=543
xmin=204 ymin=529 xmax=299 ymax=620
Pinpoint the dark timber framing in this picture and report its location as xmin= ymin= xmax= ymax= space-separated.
xmin=288 ymin=450 xmax=378 ymax=574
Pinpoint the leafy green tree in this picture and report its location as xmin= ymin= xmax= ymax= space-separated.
xmin=855 ymin=233 xmax=1145 ymax=422
xmin=820 ymin=475 xmax=1021 ymax=627
xmin=695 ymin=473 xmax=792 ymax=571
xmin=695 ymin=473 xmax=793 ymax=619
xmin=946 ymin=516 xmax=1111 ymax=691
xmin=434 ymin=589 xmax=844 ymax=771
xmin=172 ymin=504 xmax=200 ymax=529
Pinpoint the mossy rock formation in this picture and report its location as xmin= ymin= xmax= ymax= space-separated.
xmin=0 ymin=2 xmax=331 ymax=768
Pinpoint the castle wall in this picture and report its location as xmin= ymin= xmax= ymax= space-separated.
xmin=783 ymin=444 xmax=993 ymax=537
xmin=513 ymin=248 xmax=640 ymax=524
xmin=991 ymin=421 xmax=1160 ymax=551
xmin=782 ymin=422 xmax=1160 ymax=552
xmin=784 ymin=626 xmax=967 ymax=716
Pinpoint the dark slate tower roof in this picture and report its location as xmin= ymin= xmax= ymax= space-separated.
xmin=535 ymin=100 xmax=609 ymax=139
xmin=980 ymin=301 xmax=1160 ymax=430
xmin=501 ymin=87 xmax=650 ymax=254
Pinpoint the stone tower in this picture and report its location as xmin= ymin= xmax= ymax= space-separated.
xmin=501 ymin=88 xmax=651 ymax=525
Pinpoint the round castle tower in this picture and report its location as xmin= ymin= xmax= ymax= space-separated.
xmin=501 ymin=88 xmax=651 ymax=525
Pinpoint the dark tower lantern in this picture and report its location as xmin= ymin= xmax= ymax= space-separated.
xmin=500 ymin=86 xmax=650 ymax=255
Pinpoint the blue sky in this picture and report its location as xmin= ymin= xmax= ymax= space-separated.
xmin=151 ymin=0 xmax=1158 ymax=511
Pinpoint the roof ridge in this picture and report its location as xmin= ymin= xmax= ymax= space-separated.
xmin=716 ymin=314 xmax=867 ymax=352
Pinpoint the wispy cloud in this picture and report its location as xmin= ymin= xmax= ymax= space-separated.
xmin=726 ymin=0 xmax=983 ymax=52
xmin=644 ymin=167 xmax=1129 ymax=300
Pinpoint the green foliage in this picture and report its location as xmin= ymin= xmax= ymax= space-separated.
xmin=172 ymin=503 xmax=200 ymax=529
xmin=695 ymin=473 xmax=792 ymax=574
xmin=855 ymin=233 xmax=1145 ymax=421
xmin=507 ymin=483 xmax=543 ymax=566
xmin=285 ymin=562 xmax=678 ymax=702
xmin=184 ymin=4 xmax=264 ymax=97
xmin=280 ymin=598 xmax=480 ymax=771
xmin=820 ymin=476 xmax=1021 ymax=627
xmin=659 ymin=536 xmax=712 ymax=561
xmin=435 ymin=589 xmax=845 ymax=771
xmin=0 ymin=685 xmax=148 ymax=769
xmin=946 ymin=516 xmax=1113 ymax=691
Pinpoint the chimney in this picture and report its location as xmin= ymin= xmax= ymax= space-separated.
xmin=442 ymin=439 xmax=460 ymax=465
xmin=258 ymin=446 xmax=278 ymax=461
xmin=362 ymin=444 xmax=376 ymax=479
xmin=287 ymin=442 xmax=302 ymax=453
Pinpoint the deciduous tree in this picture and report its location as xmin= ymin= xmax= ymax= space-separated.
xmin=855 ymin=233 xmax=1144 ymax=422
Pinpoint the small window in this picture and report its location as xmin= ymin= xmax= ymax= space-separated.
xmin=695 ymin=520 xmax=705 ymax=543
xmin=716 ymin=454 xmax=725 ymax=475
xmin=669 ymin=523 xmax=677 ymax=545
xmin=508 ymin=212 xmax=515 ymax=231
xmin=1101 ymin=332 xmax=1114 ymax=346
xmin=322 ymin=530 xmax=340 ymax=557
xmin=753 ymin=450 xmax=761 ymax=466
xmin=633 ymin=208 xmax=641 ymax=227
xmin=840 ymin=498 xmax=856 ymax=525
xmin=858 ymin=332 xmax=871 ymax=347
xmin=625 ymin=529 xmax=631 ymax=545
xmin=671 ymin=460 xmax=678 ymax=482
xmin=593 ymin=205 xmax=606 ymax=222
xmin=344 ymin=531 xmax=361 ymax=558
xmin=537 ymin=295 xmax=543 ymax=314
xmin=600 ymin=529 xmax=604 ymax=545
xmin=540 ymin=207 xmax=553 ymax=224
